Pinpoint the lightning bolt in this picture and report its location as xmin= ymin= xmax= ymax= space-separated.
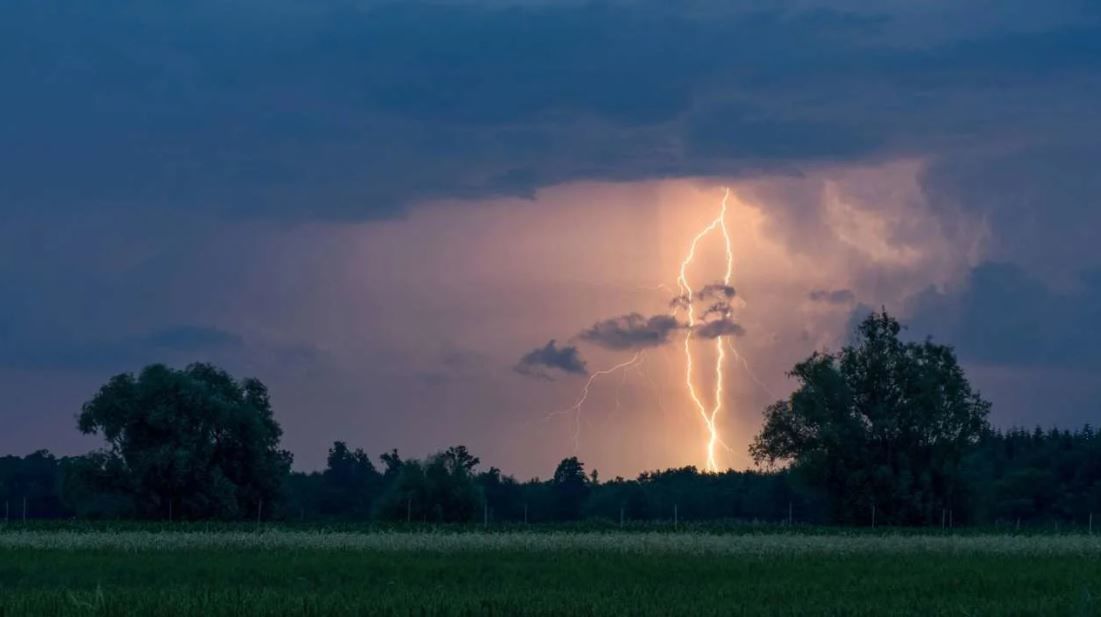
xmin=545 ymin=187 xmax=751 ymax=470
xmin=676 ymin=187 xmax=735 ymax=472
xmin=546 ymin=351 xmax=645 ymax=451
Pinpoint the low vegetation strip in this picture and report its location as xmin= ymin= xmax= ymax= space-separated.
xmin=2 ymin=544 xmax=1099 ymax=616
xmin=2 ymin=530 xmax=1100 ymax=555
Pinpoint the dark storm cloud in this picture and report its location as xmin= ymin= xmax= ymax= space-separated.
xmin=694 ymin=319 xmax=747 ymax=340
xmin=514 ymin=340 xmax=588 ymax=380
xmin=920 ymin=144 xmax=1101 ymax=274
xmin=809 ymin=289 xmax=856 ymax=304
xmin=3 ymin=0 xmax=1101 ymax=453
xmin=7 ymin=0 xmax=1096 ymax=381
xmin=578 ymin=313 xmax=685 ymax=351
xmin=2 ymin=0 xmax=1099 ymax=221
xmin=907 ymin=262 xmax=1101 ymax=368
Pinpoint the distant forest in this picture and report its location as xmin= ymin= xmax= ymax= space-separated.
xmin=2 ymin=312 xmax=1099 ymax=527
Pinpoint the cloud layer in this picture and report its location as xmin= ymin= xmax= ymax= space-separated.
xmin=3 ymin=0 xmax=1098 ymax=226
xmin=514 ymin=340 xmax=588 ymax=379
xmin=578 ymin=313 xmax=685 ymax=351
xmin=907 ymin=262 xmax=1101 ymax=369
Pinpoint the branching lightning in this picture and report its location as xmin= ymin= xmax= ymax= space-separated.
xmin=545 ymin=187 xmax=757 ymax=471
xmin=545 ymin=351 xmax=645 ymax=451
xmin=676 ymin=187 xmax=736 ymax=472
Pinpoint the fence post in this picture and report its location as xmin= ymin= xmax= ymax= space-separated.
xmin=483 ymin=501 xmax=488 ymax=528
xmin=1090 ymin=512 xmax=1094 ymax=535
xmin=941 ymin=509 xmax=946 ymax=529
xmin=949 ymin=509 xmax=953 ymax=529
xmin=257 ymin=499 xmax=263 ymax=526
xmin=168 ymin=499 xmax=173 ymax=522
xmin=620 ymin=506 xmax=624 ymax=528
xmin=674 ymin=504 xmax=679 ymax=530
xmin=406 ymin=497 xmax=412 ymax=523
xmin=4 ymin=500 xmax=8 ymax=524
xmin=788 ymin=501 xmax=793 ymax=526
xmin=22 ymin=497 xmax=27 ymax=523
xmin=523 ymin=503 xmax=528 ymax=525
xmin=871 ymin=503 xmax=876 ymax=529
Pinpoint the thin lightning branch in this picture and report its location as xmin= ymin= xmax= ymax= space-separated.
xmin=726 ymin=339 xmax=777 ymax=400
xmin=614 ymin=364 xmax=630 ymax=414
xmin=638 ymin=282 xmax=676 ymax=295
xmin=546 ymin=351 xmax=645 ymax=451
xmin=634 ymin=356 xmax=670 ymax=419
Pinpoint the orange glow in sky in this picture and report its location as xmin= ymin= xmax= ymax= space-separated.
xmin=278 ymin=161 xmax=983 ymax=477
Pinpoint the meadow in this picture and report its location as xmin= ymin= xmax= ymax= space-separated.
xmin=1 ymin=526 xmax=1099 ymax=616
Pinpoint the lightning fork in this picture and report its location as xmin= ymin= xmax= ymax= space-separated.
xmin=545 ymin=351 xmax=645 ymax=451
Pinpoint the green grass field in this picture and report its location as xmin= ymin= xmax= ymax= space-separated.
xmin=1 ymin=529 xmax=1099 ymax=616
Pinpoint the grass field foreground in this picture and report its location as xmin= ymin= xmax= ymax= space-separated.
xmin=2 ymin=530 xmax=1099 ymax=616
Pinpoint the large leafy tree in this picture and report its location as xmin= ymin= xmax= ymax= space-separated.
xmin=750 ymin=311 xmax=991 ymax=525
xmin=76 ymin=363 xmax=292 ymax=520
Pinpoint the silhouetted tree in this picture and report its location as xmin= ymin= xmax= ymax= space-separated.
xmin=477 ymin=466 xmax=523 ymax=521
xmin=0 ymin=450 xmax=70 ymax=518
xmin=374 ymin=446 xmax=482 ymax=522
xmin=319 ymin=442 xmax=382 ymax=518
xmin=961 ymin=425 xmax=1101 ymax=526
xmin=379 ymin=449 xmax=404 ymax=478
xmin=424 ymin=446 xmax=481 ymax=522
xmin=551 ymin=457 xmax=589 ymax=520
xmin=61 ymin=450 xmax=133 ymax=518
xmin=751 ymin=310 xmax=991 ymax=525
xmin=76 ymin=363 xmax=292 ymax=519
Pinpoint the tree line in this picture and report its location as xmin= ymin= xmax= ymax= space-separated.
xmin=2 ymin=312 xmax=1098 ymax=527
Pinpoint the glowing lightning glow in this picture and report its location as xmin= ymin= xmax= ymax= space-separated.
xmin=676 ymin=188 xmax=735 ymax=472
xmin=546 ymin=188 xmax=749 ymax=469
xmin=546 ymin=351 xmax=645 ymax=451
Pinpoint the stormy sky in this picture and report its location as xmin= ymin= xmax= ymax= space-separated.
xmin=3 ymin=0 xmax=1100 ymax=477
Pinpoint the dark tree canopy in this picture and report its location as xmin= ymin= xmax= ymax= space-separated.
xmin=75 ymin=363 xmax=292 ymax=520
xmin=551 ymin=456 xmax=590 ymax=520
xmin=0 ymin=450 xmax=69 ymax=518
xmin=750 ymin=310 xmax=991 ymax=525
xmin=319 ymin=441 xmax=381 ymax=518
xmin=371 ymin=445 xmax=484 ymax=523
xmin=10 ymin=428 xmax=1101 ymax=526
